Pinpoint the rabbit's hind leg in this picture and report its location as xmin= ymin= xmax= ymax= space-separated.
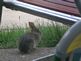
xmin=27 ymin=42 xmax=35 ymax=53
xmin=33 ymin=40 xmax=38 ymax=49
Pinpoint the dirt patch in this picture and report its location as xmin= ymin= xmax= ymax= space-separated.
xmin=0 ymin=48 xmax=55 ymax=61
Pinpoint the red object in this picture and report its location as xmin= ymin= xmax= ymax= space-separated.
xmin=18 ymin=0 xmax=80 ymax=16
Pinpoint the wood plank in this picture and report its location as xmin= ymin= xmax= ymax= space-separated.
xmin=65 ymin=0 xmax=74 ymax=3
xmin=18 ymin=0 xmax=80 ymax=16
xmin=45 ymin=0 xmax=75 ymax=7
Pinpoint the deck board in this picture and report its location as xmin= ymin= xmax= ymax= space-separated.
xmin=18 ymin=0 xmax=80 ymax=16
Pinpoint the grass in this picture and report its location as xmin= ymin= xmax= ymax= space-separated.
xmin=0 ymin=26 xmax=29 ymax=48
xmin=0 ymin=22 xmax=69 ymax=48
xmin=39 ymin=22 xmax=69 ymax=47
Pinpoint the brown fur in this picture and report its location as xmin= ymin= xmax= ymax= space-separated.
xmin=18 ymin=22 xmax=41 ymax=54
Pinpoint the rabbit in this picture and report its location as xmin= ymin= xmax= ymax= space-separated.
xmin=18 ymin=22 xmax=41 ymax=54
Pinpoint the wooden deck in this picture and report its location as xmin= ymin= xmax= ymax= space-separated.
xmin=18 ymin=0 xmax=80 ymax=16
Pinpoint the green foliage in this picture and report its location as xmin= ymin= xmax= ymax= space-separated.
xmin=38 ymin=22 xmax=68 ymax=47
xmin=0 ymin=26 xmax=29 ymax=48
xmin=0 ymin=22 xmax=69 ymax=48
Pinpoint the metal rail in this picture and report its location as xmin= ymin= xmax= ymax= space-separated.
xmin=3 ymin=0 xmax=81 ymax=25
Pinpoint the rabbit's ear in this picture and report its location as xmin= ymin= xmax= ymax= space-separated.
xmin=29 ymin=22 xmax=40 ymax=33
xmin=29 ymin=22 xmax=35 ymax=29
xmin=29 ymin=22 xmax=37 ymax=31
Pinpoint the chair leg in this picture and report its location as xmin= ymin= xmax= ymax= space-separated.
xmin=0 ymin=0 xmax=3 ymax=23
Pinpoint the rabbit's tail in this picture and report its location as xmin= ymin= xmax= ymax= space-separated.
xmin=19 ymin=39 xmax=34 ymax=54
xmin=19 ymin=43 xmax=29 ymax=54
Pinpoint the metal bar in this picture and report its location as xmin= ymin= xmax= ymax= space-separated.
xmin=0 ymin=0 xmax=3 ymax=23
xmin=75 ymin=0 xmax=81 ymax=15
xmin=33 ymin=54 xmax=55 ymax=61
xmin=3 ymin=0 xmax=81 ymax=25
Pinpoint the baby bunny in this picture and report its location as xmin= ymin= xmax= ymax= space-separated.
xmin=18 ymin=22 xmax=41 ymax=54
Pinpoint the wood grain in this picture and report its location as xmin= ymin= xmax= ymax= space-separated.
xmin=18 ymin=0 xmax=80 ymax=16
